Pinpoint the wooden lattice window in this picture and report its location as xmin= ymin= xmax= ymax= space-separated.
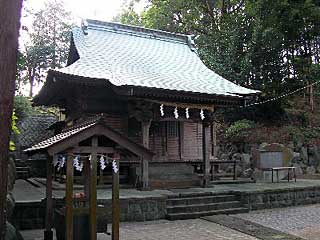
xmin=167 ymin=121 xmax=179 ymax=137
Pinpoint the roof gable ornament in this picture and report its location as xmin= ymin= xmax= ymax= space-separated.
xmin=187 ymin=35 xmax=197 ymax=53
xmin=81 ymin=19 xmax=89 ymax=35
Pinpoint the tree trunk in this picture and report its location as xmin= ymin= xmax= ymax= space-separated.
xmin=28 ymin=68 xmax=35 ymax=97
xmin=0 ymin=0 xmax=23 ymax=238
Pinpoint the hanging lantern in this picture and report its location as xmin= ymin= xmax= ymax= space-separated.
xmin=160 ymin=104 xmax=164 ymax=116
xmin=200 ymin=109 xmax=205 ymax=120
xmin=174 ymin=107 xmax=179 ymax=119
xmin=185 ymin=108 xmax=190 ymax=119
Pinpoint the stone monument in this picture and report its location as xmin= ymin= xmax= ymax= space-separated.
xmin=252 ymin=143 xmax=293 ymax=182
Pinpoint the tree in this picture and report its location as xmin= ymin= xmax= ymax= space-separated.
xmin=0 ymin=0 xmax=23 ymax=238
xmin=113 ymin=5 xmax=143 ymax=26
xmin=118 ymin=0 xmax=320 ymax=102
xmin=19 ymin=0 xmax=73 ymax=97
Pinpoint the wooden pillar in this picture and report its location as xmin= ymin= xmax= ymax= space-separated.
xmin=178 ymin=122 xmax=184 ymax=160
xmin=141 ymin=121 xmax=151 ymax=189
xmin=112 ymin=154 xmax=120 ymax=240
xmin=90 ymin=137 xmax=98 ymax=240
xmin=83 ymin=158 xmax=90 ymax=200
xmin=44 ymin=154 xmax=53 ymax=240
xmin=211 ymin=121 xmax=217 ymax=158
xmin=66 ymin=154 xmax=74 ymax=240
xmin=202 ymin=122 xmax=210 ymax=187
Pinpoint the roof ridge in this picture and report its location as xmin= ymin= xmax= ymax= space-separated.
xmin=84 ymin=19 xmax=192 ymax=45
xmin=61 ymin=115 xmax=102 ymax=133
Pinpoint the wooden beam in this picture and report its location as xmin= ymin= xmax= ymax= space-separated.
xmin=178 ymin=122 xmax=184 ymax=160
xmin=211 ymin=122 xmax=217 ymax=158
xmin=90 ymin=137 xmax=98 ymax=240
xmin=112 ymin=154 xmax=120 ymax=240
xmin=71 ymin=146 xmax=114 ymax=154
xmin=83 ymin=158 xmax=90 ymax=201
xmin=141 ymin=121 xmax=151 ymax=189
xmin=47 ymin=124 xmax=154 ymax=160
xmin=202 ymin=122 xmax=210 ymax=187
xmin=66 ymin=154 xmax=74 ymax=240
xmin=141 ymin=99 xmax=215 ymax=111
xmin=44 ymin=154 xmax=53 ymax=240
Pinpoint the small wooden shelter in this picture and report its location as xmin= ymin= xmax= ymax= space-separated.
xmin=25 ymin=118 xmax=153 ymax=240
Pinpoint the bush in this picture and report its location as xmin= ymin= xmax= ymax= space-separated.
xmin=226 ymin=119 xmax=255 ymax=139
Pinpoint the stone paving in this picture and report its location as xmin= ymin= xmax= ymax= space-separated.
xmin=21 ymin=219 xmax=258 ymax=240
xmin=21 ymin=204 xmax=320 ymax=240
xmin=13 ymin=178 xmax=320 ymax=202
xmin=16 ymin=179 xmax=320 ymax=240
xmin=237 ymin=204 xmax=320 ymax=240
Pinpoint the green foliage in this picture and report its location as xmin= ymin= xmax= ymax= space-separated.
xmin=18 ymin=0 xmax=74 ymax=96
xmin=113 ymin=6 xmax=143 ymax=26
xmin=117 ymin=0 xmax=320 ymax=102
xmin=286 ymin=125 xmax=320 ymax=145
xmin=226 ymin=119 xmax=255 ymax=139
xmin=9 ymin=111 xmax=20 ymax=151
xmin=14 ymin=95 xmax=35 ymax=120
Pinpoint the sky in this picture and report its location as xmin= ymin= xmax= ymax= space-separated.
xmin=23 ymin=0 xmax=146 ymax=22
xmin=19 ymin=0 xmax=148 ymax=96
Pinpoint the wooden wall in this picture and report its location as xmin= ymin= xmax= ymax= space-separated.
xmin=73 ymin=113 xmax=210 ymax=163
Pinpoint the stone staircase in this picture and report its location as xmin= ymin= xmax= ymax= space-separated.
xmin=15 ymin=158 xmax=30 ymax=179
xmin=166 ymin=192 xmax=248 ymax=220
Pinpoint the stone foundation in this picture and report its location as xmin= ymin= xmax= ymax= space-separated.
xmin=137 ymin=163 xmax=200 ymax=188
xmin=239 ymin=186 xmax=320 ymax=211
xmin=96 ymin=197 xmax=166 ymax=229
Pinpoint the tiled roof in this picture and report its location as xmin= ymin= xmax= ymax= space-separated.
xmin=17 ymin=115 xmax=57 ymax=148
xmin=52 ymin=19 xmax=259 ymax=98
xmin=24 ymin=115 xmax=154 ymax=158
xmin=24 ymin=121 xmax=96 ymax=152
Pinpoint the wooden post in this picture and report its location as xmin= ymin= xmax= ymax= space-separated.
xmin=112 ymin=154 xmax=120 ymax=240
xmin=141 ymin=121 xmax=151 ymax=189
xmin=44 ymin=154 xmax=53 ymax=240
xmin=90 ymin=137 xmax=98 ymax=240
xmin=211 ymin=121 xmax=217 ymax=158
xmin=178 ymin=122 xmax=184 ymax=160
xmin=83 ymin=158 xmax=90 ymax=201
xmin=66 ymin=154 xmax=74 ymax=240
xmin=202 ymin=122 xmax=210 ymax=187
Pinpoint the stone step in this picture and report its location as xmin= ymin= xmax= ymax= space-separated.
xmin=166 ymin=207 xmax=249 ymax=221
xmin=16 ymin=166 xmax=30 ymax=171
xmin=17 ymin=170 xmax=30 ymax=179
xmin=210 ymin=179 xmax=255 ymax=185
xmin=167 ymin=201 xmax=242 ymax=214
xmin=167 ymin=191 xmax=214 ymax=199
xmin=167 ymin=194 xmax=237 ymax=206
xmin=15 ymin=159 xmax=28 ymax=167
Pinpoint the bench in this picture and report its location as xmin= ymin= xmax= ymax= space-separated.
xmin=210 ymin=160 xmax=239 ymax=180
xmin=263 ymin=167 xmax=296 ymax=183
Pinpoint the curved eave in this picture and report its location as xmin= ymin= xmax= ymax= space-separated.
xmin=34 ymin=70 xmax=259 ymax=107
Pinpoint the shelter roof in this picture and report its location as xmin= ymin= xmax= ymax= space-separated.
xmin=24 ymin=115 xmax=154 ymax=159
xmin=17 ymin=115 xmax=57 ymax=148
xmin=36 ymin=19 xmax=259 ymax=105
